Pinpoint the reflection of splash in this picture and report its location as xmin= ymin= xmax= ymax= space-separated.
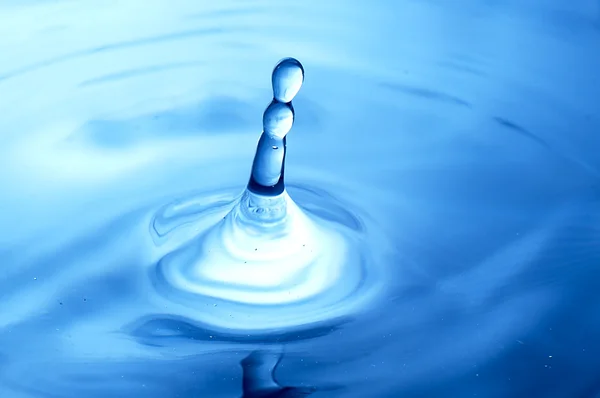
xmin=241 ymin=350 xmax=317 ymax=398
xmin=149 ymin=184 xmax=385 ymax=333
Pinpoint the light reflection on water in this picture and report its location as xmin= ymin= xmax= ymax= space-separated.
xmin=1 ymin=1 xmax=600 ymax=397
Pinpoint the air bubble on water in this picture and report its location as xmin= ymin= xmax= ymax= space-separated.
xmin=272 ymin=57 xmax=304 ymax=103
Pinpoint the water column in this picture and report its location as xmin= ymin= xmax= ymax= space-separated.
xmin=240 ymin=58 xmax=305 ymax=226
xmin=247 ymin=58 xmax=304 ymax=197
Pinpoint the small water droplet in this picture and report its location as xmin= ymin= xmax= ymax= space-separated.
xmin=272 ymin=57 xmax=304 ymax=103
xmin=272 ymin=145 xmax=278 ymax=150
xmin=262 ymin=100 xmax=294 ymax=139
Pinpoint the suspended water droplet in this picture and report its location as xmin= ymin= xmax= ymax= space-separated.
xmin=262 ymin=100 xmax=294 ymax=139
xmin=272 ymin=57 xmax=304 ymax=103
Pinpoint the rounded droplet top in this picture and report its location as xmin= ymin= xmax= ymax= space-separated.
xmin=263 ymin=100 xmax=294 ymax=139
xmin=271 ymin=58 xmax=304 ymax=103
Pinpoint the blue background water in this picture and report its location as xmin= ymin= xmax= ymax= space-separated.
xmin=1 ymin=1 xmax=600 ymax=397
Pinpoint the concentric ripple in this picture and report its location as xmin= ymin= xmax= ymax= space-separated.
xmin=150 ymin=184 xmax=383 ymax=332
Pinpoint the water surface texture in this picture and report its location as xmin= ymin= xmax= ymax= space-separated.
xmin=1 ymin=1 xmax=600 ymax=397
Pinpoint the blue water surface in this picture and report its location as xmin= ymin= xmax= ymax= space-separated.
xmin=1 ymin=1 xmax=600 ymax=397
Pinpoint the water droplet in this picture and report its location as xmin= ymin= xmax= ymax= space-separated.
xmin=272 ymin=57 xmax=304 ymax=103
xmin=262 ymin=100 xmax=294 ymax=139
